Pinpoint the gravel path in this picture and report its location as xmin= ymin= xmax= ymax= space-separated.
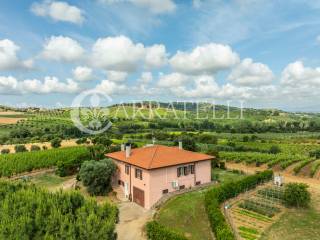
xmin=116 ymin=202 xmax=153 ymax=240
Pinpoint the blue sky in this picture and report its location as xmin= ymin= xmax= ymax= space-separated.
xmin=1 ymin=0 xmax=320 ymax=111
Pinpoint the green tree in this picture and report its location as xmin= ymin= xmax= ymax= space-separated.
xmin=14 ymin=145 xmax=27 ymax=153
xmin=51 ymin=138 xmax=62 ymax=148
xmin=30 ymin=145 xmax=41 ymax=151
xmin=91 ymin=136 xmax=112 ymax=146
xmin=0 ymin=149 xmax=10 ymax=154
xmin=269 ymin=145 xmax=281 ymax=154
xmin=87 ymin=145 xmax=106 ymax=160
xmin=284 ymin=183 xmax=311 ymax=208
xmin=79 ymin=159 xmax=116 ymax=195
xmin=176 ymin=136 xmax=196 ymax=151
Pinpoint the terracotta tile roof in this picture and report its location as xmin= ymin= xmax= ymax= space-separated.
xmin=106 ymin=145 xmax=214 ymax=170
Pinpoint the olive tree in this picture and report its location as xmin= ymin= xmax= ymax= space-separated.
xmin=79 ymin=158 xmax=116 ymax=196
xmin=51 ymin=138 xmax=62 ymax=148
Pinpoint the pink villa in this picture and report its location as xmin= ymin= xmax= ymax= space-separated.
xmin=106 ymin=144 xmax=214 ymax=209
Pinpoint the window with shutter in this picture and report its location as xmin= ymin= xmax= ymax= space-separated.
xmin=125 ymin=165 xmax=130 ymax=175
xmin=184 ymin=166 xmax=188 ymax=175
xmin=190 ymin=164 xmax=195 ymax=174
xmin=135 ymin=168 xmax=143 ymax=180
xmin=177 ymin=167 xmax=181 ymax=177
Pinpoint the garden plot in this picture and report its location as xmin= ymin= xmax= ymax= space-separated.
xmin=226 ymin=185 xmax=286 ymax=240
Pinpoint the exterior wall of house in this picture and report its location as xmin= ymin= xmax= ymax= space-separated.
xmin=113 ymin=160 xmax=151 ymax=208
xmin=113 ymin=159 xmax=211 ymax=209
xmin=148 ymin=160 xmax=211 ymax=209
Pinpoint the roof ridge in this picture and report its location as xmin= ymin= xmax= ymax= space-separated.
xmin=148 ymin=145 xmax=159 ymax=169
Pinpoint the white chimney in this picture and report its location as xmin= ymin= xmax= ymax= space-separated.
xmin=178 ymin=141 xmax=183 ymax=150
xmin=121 ymin=144 xmax=125 ymax=151
xmin=125 ymin=145 xmax=131 ymax=158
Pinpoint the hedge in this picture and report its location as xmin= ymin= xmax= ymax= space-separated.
xmin=146 ymin=221 xmax=187 ymax=240
xmin=204 ymin=170 xmax=273 ymax=240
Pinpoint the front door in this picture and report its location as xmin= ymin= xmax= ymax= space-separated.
xmin=133 ymin=186 xmax=145 ymax=207
xmin=124 ymin=182 xmax=129 ymax=198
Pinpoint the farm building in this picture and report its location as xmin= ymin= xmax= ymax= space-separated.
xmin=106 ymin=144 xmax=213 ymax=209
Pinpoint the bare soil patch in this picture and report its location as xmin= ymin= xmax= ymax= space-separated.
xmin=0 ymin=111 xmax=24 ymax=115
xmin=0 ymin=117 xmax=25 ymax=124
xmin=297 ymin=162 xmax=314 ymax=177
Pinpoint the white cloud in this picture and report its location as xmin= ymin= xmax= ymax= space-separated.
xmin=101 ymin=0 xmax=176 ymax=14
xmin=160 ymin=74 xmax=253 ymax=100
xmin=41 ymin=36 xmax=84 ymax=62
xmin=170 ymin=43 xmax=239 ymax=75
xmin=281 ymin=61 xmax=320 ymax=86
xmin=157 ymin=72 xmax=190 ymax=88
xmin=95 ymin=79 xmax=127 ymax=95
xmin=20 ymin=77 xmax=79 ymax=94
xmin=107 ymin=71 xmax=128 ymax=82
xmin=228 ymin=58 xmax=274 ymax=86
xmin=0 ymin=39 xmax=33 ymax=70
xmin=91 ymin=36 xmax=145 ymax=72
xmin=172 ymin=75 xmax=220 ymax=98
xmin=192 ymin=0 xmax=202 ymax=9
xmin=90 ymin=35 xmax=167 ymax=72
xmin=0 ymin=76 xmax=19 ymax=94
xmin=131 ymin=0 xmax=176 ymax=14
xmin=72 ymin=66 xmax=93 ymax=81
xmin=31 ymin=0 xmax=84 ymax=24
xmin=0 ymin=75 xmax=79 ymax=95
xmin=145 ymin=44 xmax=168 ymax=68
xmin=138 ymin=72 xmax=153 ymax=84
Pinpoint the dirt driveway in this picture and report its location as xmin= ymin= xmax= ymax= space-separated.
xmin=116 ymin=202 xmax=154 ymax=240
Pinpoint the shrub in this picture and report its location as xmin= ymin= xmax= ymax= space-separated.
xmin=197 ymin=134 xmax=218 ymax=144
xmin=269 ymin=145 xmax=281 ymax=154
xmin=219 ymin=161 xmax=226 ymax=170
xmin=79 ymin=159 xmax=116 ymax=195
xmin=14 ymin=145 xmax=27 ymax=153
xmin=30 ymin=145 xmax=41 ymax=151
xmin=242 ymin=136 xmax=249 ymax=142
xmin=284 ymin=183 xmax=311 ymax=208
xmin=0 ymin=149 xmax=10 ymax=154
xmin=92 ymin=136 xmax=112 ymax=146
xmin=56 ymin=151 xmax=90 ymax=177
xmin=51 ymin=138 xmax=62 ymax=148
xmin=175 ymin=136 xmax=196 ymax=151
xmin=205 ymin=170 xmax=273 ymax=240
xmin=76 ymin=137 xmax=87 ymax=144
xmin=146 ymin=221 xmax=187 ymax=240
xmin=309 ymin=149 xmax=320 ymax=159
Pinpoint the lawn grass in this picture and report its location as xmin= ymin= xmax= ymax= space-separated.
xmin=156 ymin=190 xmax=212 ymax=240
xmin=29 ymin=172 xmax=73 ymax=189
xmin=260 ymin=207 xmax=320 ymax=240
xmin=212 ymin=168 xmax=245 ymax=183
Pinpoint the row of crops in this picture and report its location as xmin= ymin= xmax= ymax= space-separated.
xmin=232 ymin=186 xmax=285 ymax=240
xmin=0 ymin=181 xmax=118 ymax=239
xmin=220 ymin=151 xmax=309 ymax=168
xmin=0 ymin=146 xmax=88 ymax=177
xmin=218 ymin=138 xmax=320 ymax=177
